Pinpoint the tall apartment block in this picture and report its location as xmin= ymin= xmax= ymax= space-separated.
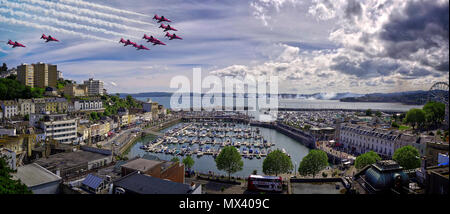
xmin=16 ymin=63 xmax=58 ymax=88
xmin=17 ymin=64 xmax=34 ymax=87
xmin=34 ymin=62 xmax=57 ymax=88
xmin=83 ymin=78 xmax=104 ymax=96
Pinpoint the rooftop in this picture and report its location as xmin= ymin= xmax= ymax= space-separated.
xmin=35 ymin=150 xmax=110 ymax=170
xmin=373 ymin=160 xmax=403 ymax=172
xmin=82 ymin=174 xmax=104 ymax=190
xmin=12 ymin=163 xmax=61 ymax=187
xmin=121 ymin=158 xmax=162 ymax=172
xmin=113 ymin=172 xmax=192 ymax=194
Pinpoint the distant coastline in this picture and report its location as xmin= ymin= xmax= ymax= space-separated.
xmin=119 ymin=90 xmax=432 ymax=105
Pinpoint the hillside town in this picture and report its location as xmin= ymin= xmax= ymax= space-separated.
xmin=0 ymin=62 xmax=448 ymax=195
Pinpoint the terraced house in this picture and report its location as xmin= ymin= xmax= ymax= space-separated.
xmin=44 ymin=98 xmax=69 ymax=113
xmin=338 ymin=123 xmax=434 ymax=158
xmin=18 ymin=99 xmax=35 ymax=116
xmin=73 ymin=98 xmax=104 ymax=112
xmin=1 ymin=100 xmax=18 ymax=119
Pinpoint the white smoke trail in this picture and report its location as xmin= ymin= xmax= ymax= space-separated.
xmin=2 ymin=1 xmax=154 ymax=34
xmin=18 ymin=0 xmax=154 ymax=26
xmin=59 ymin=0 xmax=150 ymax=17
xmin=0 ymin=7 xmax=141 ymax=39
xmin=0 ymin=15 xmax=115 ymax=43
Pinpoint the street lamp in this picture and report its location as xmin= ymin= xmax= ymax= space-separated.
xmin=294 ymin=161 xmax=298 ymax=176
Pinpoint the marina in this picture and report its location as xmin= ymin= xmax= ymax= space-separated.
xmin=127 ymin=122 xmax=310 ymax=177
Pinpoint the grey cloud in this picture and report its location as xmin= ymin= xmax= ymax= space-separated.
xmin=349 ymin=81 xmax=359 ymax=87
xmin=397 ymin=66 xmax=431 ymax=78
xmin=379 ymin=0 xmax=449 ymax=71
xmin=330 ymin=56 xmax=399 ymax=78
xmin=345 ymin=0 xmax=362 ymax=20
xmin=317 ymin=72 xmax=333 ymax=78
xmin=365 ymin=81 xmax=378 ymax=87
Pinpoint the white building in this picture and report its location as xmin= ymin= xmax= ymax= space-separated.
xmin=1 ymin=100 xmax=18 ymax=119
xmin=39 ymin=114 xmax=78 ymax=144
xmin=83 ymin=78 xmax=104 ymax=96
xmin=0 ymin=127 xmax=16 ymax=137
xmin=339 ymin=123 xmax=398 ymax=158
xmin=18 ymin=99 xmax=35 ymax=116
xmin=338 ymin=123 xmax=434 ymax=158
xmin=74 ymin=99 xmax=104 ymax=111
xmin=143 ymin=98 xmax=152 ymax=112
xmin=12 ymin=163 xmax=62 ymax=194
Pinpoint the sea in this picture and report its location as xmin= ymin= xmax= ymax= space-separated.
xmin=133 ymin=96 xmax=423 ymax=112
xmin=125 ymin=95 xmax=423 ymax=177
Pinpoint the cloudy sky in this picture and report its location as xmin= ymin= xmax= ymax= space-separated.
xmin=0 ymin=0 xmax=448 ymax=94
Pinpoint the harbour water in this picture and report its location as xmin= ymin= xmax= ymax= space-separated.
xmin=134 ymin=96 xmax=423 ymax=112
xmin=127 ymin=122 xmax=310 ymax=177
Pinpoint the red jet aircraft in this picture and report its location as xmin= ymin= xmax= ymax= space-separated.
xmin=41 ymin=34 xmax=59 ymax=42
xmin=7 ymin=40 xmax=26 ymax=48
xmin=119 ymin=38 xmax=137 ymax=46
xmin=153 ymin=14 xmax=171 ymax=23
xmin=133 ymin=44 xmax=150 ymax=50
xmin=143 ymin=34 xmax=166 ymax=45
xmin=165 ymin=32 xmax=183 ymax=40
xmin=159 ymin=24 xmax=177 ymax=32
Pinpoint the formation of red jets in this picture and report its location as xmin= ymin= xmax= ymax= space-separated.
xmin=120 ymin=14 xmax=182 ymax=51
xmin=5 ymin=14 xmax=182 ymax=53
xmin=6 ymin=34 xmax=59 ymax=48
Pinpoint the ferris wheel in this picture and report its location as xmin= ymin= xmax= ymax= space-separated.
xmin=429 ymin=82 xmax=449 ymax=105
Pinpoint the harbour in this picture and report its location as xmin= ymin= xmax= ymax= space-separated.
xmin=127 ymin=121 xmax=310 ymax=177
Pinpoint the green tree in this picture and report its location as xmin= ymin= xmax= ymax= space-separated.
xmin=423 ymin=101 xmax=445 ymax=127
xmin=90 ymin=112 xmax=100 ymax=121
xmin=262 ymin=150 xmax=293 ymax=176
xmin=393 ymin=146 xmax=421 ymax=170
xmin=0 ymin=157 xmax=32 ymax=194
xmin=405 ymin=108 xmax=426 ymax=129
xmin=6 ymin=74 xmax=16 ymax=80
xmin=215 ymin=146 xmax=243 ymax=180
xmin=391 ymin=121 xmax=400 ymax=128
xmin=365 ymin=109 xmax=373 ymax=116
xmin=170 ymin=157 xmax=180 ymax=163
xmin=183 ymin=156 xmax=195 ymax=170
xmin=355 ymin=151 xmax=381 ymax=169
xmin=375 ymin=111 xmax=382 ymax=117
xmin=0 ymin=78 xmax=44 ymax=100
xmin=298 ymin=150 xmax=328 ymax=178
xmin=303 ymin=125 xmax=311 ymax=130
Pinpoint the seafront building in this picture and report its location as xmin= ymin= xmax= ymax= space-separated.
xmin=338 ymin=123 xmax=434 ymax=158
